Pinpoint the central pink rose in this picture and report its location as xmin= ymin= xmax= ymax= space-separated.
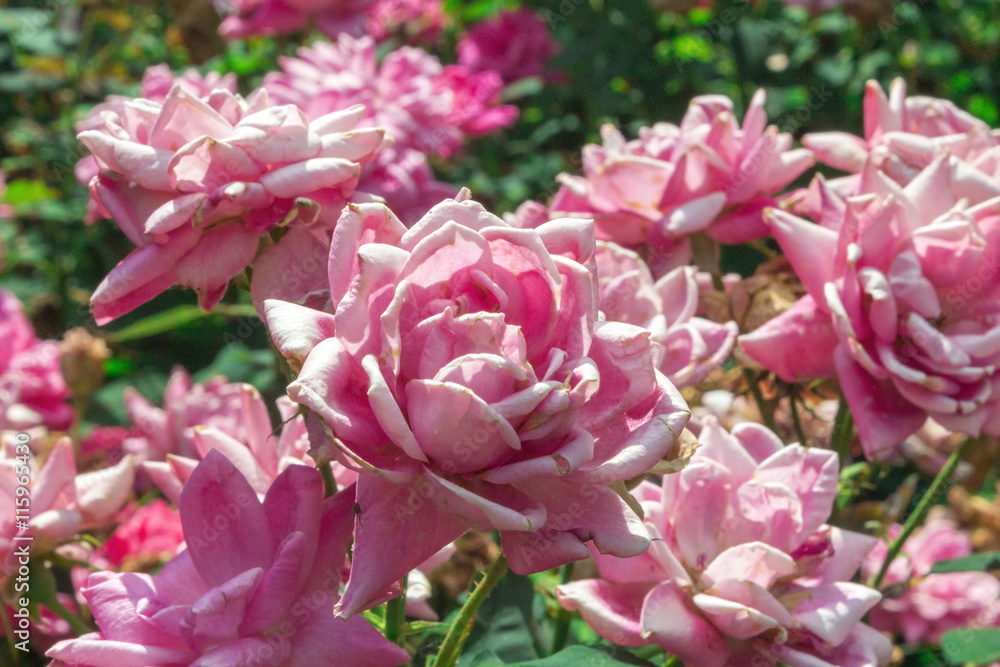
xmin=264 ymin=193 xmax=690 ymax=616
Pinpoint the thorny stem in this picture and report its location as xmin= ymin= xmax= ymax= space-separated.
xmin=869 ymin=436 xmax=976 ymax=589
xmin=435 ymin=552 xmax=508 ymax=667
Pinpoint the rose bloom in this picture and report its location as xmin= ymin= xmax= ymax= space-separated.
xmin=549 ymin=91 xmax=813 ymax=267
xmin=78 ymin=84 xmax=385 ymax=322
xmin=457 ymin=8 xmax=560 ymax=84
xmin=595 ymin=241 xmax=738 ymax=387
xmin=142 ymin=387 xmax=314 ymax=506
xmin=122 ymin=367 xmax=253 ymax=464
xmin=47 ymin=451 xmax=408 ymax=667
xmin=1 ymin=436 xmax=134 ymax=587
xmin=740 ymin=155 xmax=1000 ymax=459
xmin=263 ymin=35 xmax=517 ymax=157
xmin=75 ymin=65 xmax=238 ymax=223
xmin=862 ymin=518 xmax=1000 ymax=645
xmin=264 ymin=193 xmax=690 ymax=616
xmin=803 ymin=78 xmax=1000 ymax=186
xmin=0 ymin=289 xmax=73 ymax=431
xmin=557 ymin=417 xmax=892 ymax=667
xmin=99 ymin=499 xmax=185 ymax=571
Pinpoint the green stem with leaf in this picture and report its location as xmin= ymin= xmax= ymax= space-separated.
xmin=869 ymin=436 xmax=975 ymax=589
xmin=435 ymin=552 xmax=508 ymax=667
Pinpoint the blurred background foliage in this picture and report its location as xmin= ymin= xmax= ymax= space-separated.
xmin=2 ymin=1 xmax=1000 ymax=663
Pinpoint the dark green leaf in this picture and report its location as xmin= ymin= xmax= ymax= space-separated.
xmin=929 ymin=552 xmax=1000 ymax=574
xmin=508 ymin=645 xmax=656 ymax=666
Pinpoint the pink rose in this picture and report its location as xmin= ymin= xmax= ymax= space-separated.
xmin=740 ymin=155 xmax=1000 ymax=459
xmin=0 ymin=289 xmax=73 ymax=431
xmin=1 ymin=437 xmax=135 ymax=588
xmin=595 ymin=241 xmax=738 ymax=387
xmin=264 ymin=194 xmax=690 ymax=616
xmin=804 ymin=79 xmax=999 ymax=184
xmin=47 ymin=451 xmax=409 ymax=667
xmin=550 ymin=91 xmax=813 ymax=264
xmin=78 ymin=85 xmax=385 ymax=322
xmin=457 ymin=8 xmax=560 ymax=84
xmin=557 ymin=417 xmax=892 ymax=667
xmin=862 ymin=519 xmax=1000 ymax=644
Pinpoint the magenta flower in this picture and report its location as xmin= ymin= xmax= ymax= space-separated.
xmin=739 ymin=156 xmax=1000 ymax=459
xmin=264 ymin=194 xmax=690 ymax=616
xmin=99 ymin=499 xmax=185 ymax=571
xmin=595 ymin=241 xmax=738 ymax=387
xmin=47 ymin=451 xmax=409 ymax=667
xmin=141 ymin=385 xmax=314 ymax=506
xmin=0 ymin=289 xmax=73 ymax=431
xmin=78 ymin=85 xmax=385 ymax=322
xmin=457 ymin=8 xmax=560 ymax=84
xmin=215 ymin=0 xmax=376 ymax=40
xmin=1 ymin=437 xmax=135 ymax=587
xmin=557 ymin=417 xmax=892 ymax=667
xmin=804 ymin=79 xmax=998 ymax=184
xmin=550 ymin=91 xmax=814 ymax=262
xmin=862 ymin=519 xmax=1000 ymax=644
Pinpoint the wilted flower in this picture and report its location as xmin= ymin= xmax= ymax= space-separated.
xmin=47 ymin=451 xmax=409 ymax=667
xmin=59 ymin=327 xmax=110 ymax=403
xmin=550 ymin=91 xmax=813 ymax=263
xmin=78 ymin=85 xmax=385 ymax=322
xmin=595 ymin=241 xmax=738 ymax=387
xmin=862 ymin=518 xmax=1000 ymax=644
xmin=557 ymin=417 xmax=892 ymax=667
xmin=740 ymin=156 xmax=1000 ymax=459
xmin=215 ymin=0 xmax=376 ymax=40
xmin=1 ymin=436 xmax=135 ymax=587
xmin=264 ymin=194 xmax=690 ymax=616
xmin=457 ymin=8 xmax=560 ymax=84
xmin=803 ymin=79 xmax=1000 ymax=184
xmin=0 ymin=289 xmax=73 ymax=431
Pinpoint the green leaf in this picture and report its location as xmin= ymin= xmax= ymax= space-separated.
xmin=929 ymin=551 xmax=1000 ymax=574
xmin=108 ymin=305 xmax=210 ymax=342
xmin=508 ymin=645 xmax=655 ymax=666
xmin=941 ymin=628 xmax=1000 ymax=665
